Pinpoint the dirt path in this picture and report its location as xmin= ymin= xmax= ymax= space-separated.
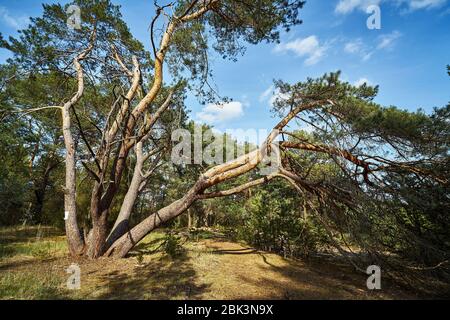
xmin=0 ymin=227 xmax=413 ymax=299
xmin=180 ymin=238 xmax=410 ymax=299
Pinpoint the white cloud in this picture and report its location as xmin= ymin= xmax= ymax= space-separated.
xmin=344 ymin=40 xmax=363 ymax=54
xmin=335 ymin=0 xmax=381 ymax=14
xmin=335 ymin=0 xmax=447 ymax=14
xmin=259 ymin=86 xmax=290 ymax=107
xmin=0 ymin=7 xmax=29 ymax=29
xmin=377 ymin=30 xmax=402 ymax=49
xmin=354 ymin=77 xmax=373 ymax=86
xmin=274 ymin=36 xmax=327 ymax=66
xmin=196 ymin=101 xmax=244 ymax=124
xmin=362 ymin=52 xmax=374 ymax=61
xmin=343 ymin=30 xmax=401 ymax=62
xmin=344 ymin=39 xmax=374 ymax=61
xmin=269 ymin=89 xmax=290 ymax=106
xmin=345 ymin=39 xmax=369 ymax=59
xmin=404 ymin=0 xmax=447 ymax=10
xmin=259 ymin=85 xmax=274 ymax=103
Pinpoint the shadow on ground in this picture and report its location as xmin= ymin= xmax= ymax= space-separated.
xmin=199 ymin=238 xmax=411 ymax=300
xmin=1 ymin=227 xmax=420 ymax=300
xmin=84 ymin=233 xmax=415 ymax=300
xmin=94 ymin=248 xmax=210 ymax=299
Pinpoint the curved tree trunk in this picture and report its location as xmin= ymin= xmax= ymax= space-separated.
xmin=61 ymin=32 xmax=96 ymax=256
xmin=104 ymin=149 xmax=144 ymax=250
xmin=105 ymin=181 xmax=205 ymax=258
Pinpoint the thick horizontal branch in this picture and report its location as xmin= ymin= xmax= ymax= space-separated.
xmin=197 ymin=173 xmax=278 ymax=199
xmin=281 ymin=141 xmax=371 ymax=168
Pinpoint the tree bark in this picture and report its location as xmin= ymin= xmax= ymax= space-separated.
xmin=62 ymin=104 xmax=84 ymax=256
xmin=62 ymin=30 xmax=96 ymax=256
xmin=105 ymin=180 xmax=206 ymax=258
xmin=104 ymin=143 xmax=145 ymax=250
xmin=85 ymin=211 xmax=108 ymax=258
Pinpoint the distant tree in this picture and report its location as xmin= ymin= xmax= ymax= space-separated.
xmin=0 ymin=65 xmax=63 ymax=225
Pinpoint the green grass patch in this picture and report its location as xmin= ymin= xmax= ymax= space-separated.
xmin=0 ymin=271 xmax=69 ymax=300
xmin=0 ymin=226 xmax=63 ymax=244
xmin=0 ymin=237 xmax=67 ymax=259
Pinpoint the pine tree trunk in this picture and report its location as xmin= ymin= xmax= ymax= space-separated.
xmin=104 ymin=151 xmax=144 ymax=250
xmin=106 ymin=183 xmax=203 ymax=258
xmin=86 ymin=213 xmax=108 ymax=258
xmin=62 ymin=105 xmax=84 ymax=256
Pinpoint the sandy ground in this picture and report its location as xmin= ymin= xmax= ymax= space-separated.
xmin=0 ymin=226 xmax=415 ymax=300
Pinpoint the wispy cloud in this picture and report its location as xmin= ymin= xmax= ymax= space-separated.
xmin=407 ymin=0 xmax=447 ymax=10
xmin=377 ymin=30 xmax=402 ymax=49
xmin=344 ymin=39 xmax=364 ymax=54
xmin=196 ymin=101 xmax=245 ymax=124
xmin=0 ymin=7 xmax=29 ymax=30
xmin=343 ymin=30 xmax=401 ymax=61
xmin=335 ymin=0 xmax=381 ymax=14
xmin=335 ymin=0 xmax=447 ymax=14
xmin=274 ymin=35 xmax=328 ymax=66
xmin=344 ymin=39 xmax=373 ymax=61
xmin=259 ymin=85 xmax=290 ymax=107
xmin=259 ymin=85 xmax=274 ymax=103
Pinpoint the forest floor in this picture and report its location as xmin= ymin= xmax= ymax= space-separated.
xmin=0 ymin=226 xmax=419 ymax=300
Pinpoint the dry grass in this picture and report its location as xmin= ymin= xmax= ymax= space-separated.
xmin=0 ymin=226 xmax=415 ymax=300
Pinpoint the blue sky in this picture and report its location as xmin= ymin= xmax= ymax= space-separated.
xmin=0 ymin=0 xmax=449 ymax=136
